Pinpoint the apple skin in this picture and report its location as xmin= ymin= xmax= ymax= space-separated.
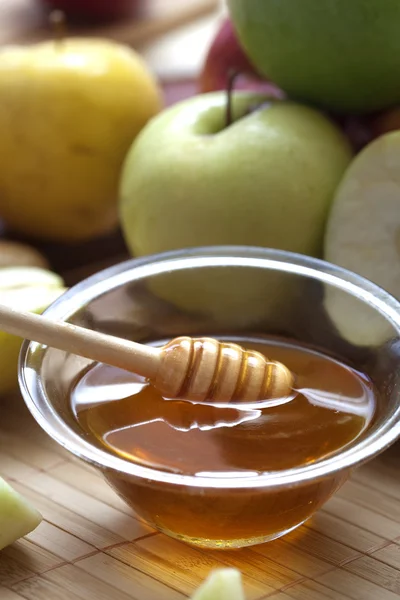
xmin=120 ymin=92 xmax=352 ymax=259
xmin=199 ymin=18 xmax=282 ymax=98
xmin=0 ymin=39 xmax=162 ymax=243
xmin=228 ymin=0 xmax=400 ymax=114
xmin=339 ymin=106 xmax=400 ymax=150
xmin=370 ymin=107 xmax=400 ymax=138
xmin=332 ymin=114 xmax=375 ymax=153
xmin=119 ymin=92 xmax=352 ymax=327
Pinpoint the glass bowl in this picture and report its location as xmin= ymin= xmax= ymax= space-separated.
xmin=18 ymin=246 xmax=400 ymax=549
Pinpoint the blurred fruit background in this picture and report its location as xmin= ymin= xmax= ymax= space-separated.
xmin=2 ymin=0 xmax=398 ymax=273
xmin=0 ymin=0 xmax=223 ymax=401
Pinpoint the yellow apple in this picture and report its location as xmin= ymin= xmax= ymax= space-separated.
xmin=0 ymin=267 xmax=67 ymax=396
xmin=0 ymin=39 xmax=162 ymax=242
xmin=228 ymin=0 xmax=400 ymax=114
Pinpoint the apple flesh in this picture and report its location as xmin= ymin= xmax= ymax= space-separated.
xmin=228 ymin=0 xmax=400 ymax=114
xmin=119 ymin=92 xmax=352 ymax=327
xmin=324 ymin=131 xmax=400 ymax=346
xmin=0 ymin=477 xmax=42 ymax=550
xmin=199 ymin=18 xmax=282 ymax=98
xmin=0 ymin=267 xmax=66 ymax=396
xmin=191 ymin=569 xmax=245 ymax=600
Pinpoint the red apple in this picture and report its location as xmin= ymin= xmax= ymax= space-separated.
xmin=334 ymin=107 xmax=400 ymax=153
xmin=41 ymin=0 xmax=141 ymax=23
xmin=332 ymin=114 xmax=375 ymax=153
xmin=370 ymin=107 xmax=400 ymax=138
xmin=199 ymin=18 xmax=283 ymax=97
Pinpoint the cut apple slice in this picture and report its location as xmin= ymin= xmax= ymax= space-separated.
xmin=0 ymin=267 xmax=67 ymax=395
xmin=0 ymin=476 xmax=42 ymax=550
xmin=324 ymin=132 xmax=400 ymax=346
xmin=0 ymin=266 xmax=64 ymax=294
xmin=191 ymin=569 xmax=245 ymax=600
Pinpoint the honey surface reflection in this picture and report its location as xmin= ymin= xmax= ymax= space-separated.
xmin=70 ymin=337 xmax=377 ymax=547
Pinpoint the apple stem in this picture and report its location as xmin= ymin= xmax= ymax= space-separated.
xmin=49 ymin=10 xmax=67 ymax=47
xmin=225 ymin=69 xmax=240 ymax=128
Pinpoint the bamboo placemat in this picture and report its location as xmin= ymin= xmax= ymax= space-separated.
xmin=2 ymin=385 xmax=400 ymax=600
xmin=1 ymin=4 xmax=400 ymax=596
xmin=1 ymin=245 xmax=400 ymax=600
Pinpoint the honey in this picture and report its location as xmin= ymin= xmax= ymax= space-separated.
xmin=70 ymin=336 xmax=377 ymax=548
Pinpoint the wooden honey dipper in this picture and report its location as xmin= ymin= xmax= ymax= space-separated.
xmin=0 ymin=304 xmax=294 ymax=404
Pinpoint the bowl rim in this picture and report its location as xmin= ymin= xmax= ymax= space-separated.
xmin=18 ymin=245 xmax=400 ymax=489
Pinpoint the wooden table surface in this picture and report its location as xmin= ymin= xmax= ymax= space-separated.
xmin=2 ymin=2 xmax=400 ymax=599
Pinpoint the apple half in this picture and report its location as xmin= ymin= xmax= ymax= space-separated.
xmin=324 ymin=131 xmax=400 ymax=346
xmin=0 ymin=267 xmax=66 ymax=395
xmin=0 ymin=476 xmax=42 ymax=550
xmin=191 ymin=569 xmax=245 ymax=600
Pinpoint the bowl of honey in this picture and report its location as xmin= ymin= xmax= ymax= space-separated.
xmin=18 ymin=246 xmax=400 ymax=549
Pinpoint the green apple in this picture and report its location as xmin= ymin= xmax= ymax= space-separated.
xmin=120 ymin=92 xmax=352 ymax=258
xmin=228 ymin=0 xmax=400 ymax=114
xmin=119 ymin=92 xmax=352 ymax=328
xmin=191 ymin=569 xmax=245 ymax=600
xmin=0 ymin=476 xmax=42 ymax=550
xmin=0 ymin=267 xmax=66 ymax=396
xmin=324 ymin=132 xmax=400 ymax=346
